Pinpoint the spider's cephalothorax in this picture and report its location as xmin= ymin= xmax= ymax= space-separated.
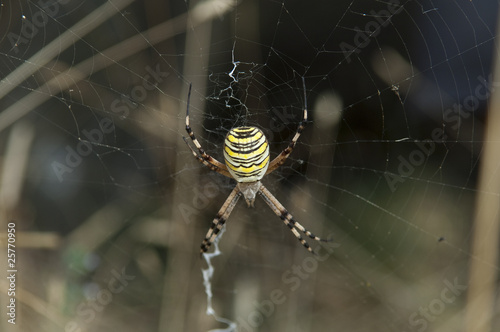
xmin=183 ymin=79 xmax=329 ymax=255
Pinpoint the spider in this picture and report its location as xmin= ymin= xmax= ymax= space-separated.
xmin=183 ymin=79 xmax=328 ymax=255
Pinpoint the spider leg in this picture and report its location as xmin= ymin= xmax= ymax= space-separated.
xmin=200 ymin=186 xmax=242 ymax=255
xmin=183 ymin=137 xmax=232 ymax=177
xmin=266 ymin=77 xmax=308 ymax=175
xmin=184 ymin=83 xmax=232 ymax=178
xmin=259 ymin=184 xmax=327 ymax=254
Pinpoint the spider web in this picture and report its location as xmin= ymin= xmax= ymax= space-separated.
xmin=0 ymin=0 xmax=498 ymax=331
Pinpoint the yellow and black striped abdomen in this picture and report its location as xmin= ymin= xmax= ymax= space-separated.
xmin=224 ymin=127 xmax=270 ymax=182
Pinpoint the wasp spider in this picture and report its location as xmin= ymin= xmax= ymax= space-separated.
xmin=183 ymin=79 xmax=328 ymax=255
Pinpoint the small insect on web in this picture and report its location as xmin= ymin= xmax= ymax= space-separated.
xmin=183 ymin=77 xmax=330 ymax=255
